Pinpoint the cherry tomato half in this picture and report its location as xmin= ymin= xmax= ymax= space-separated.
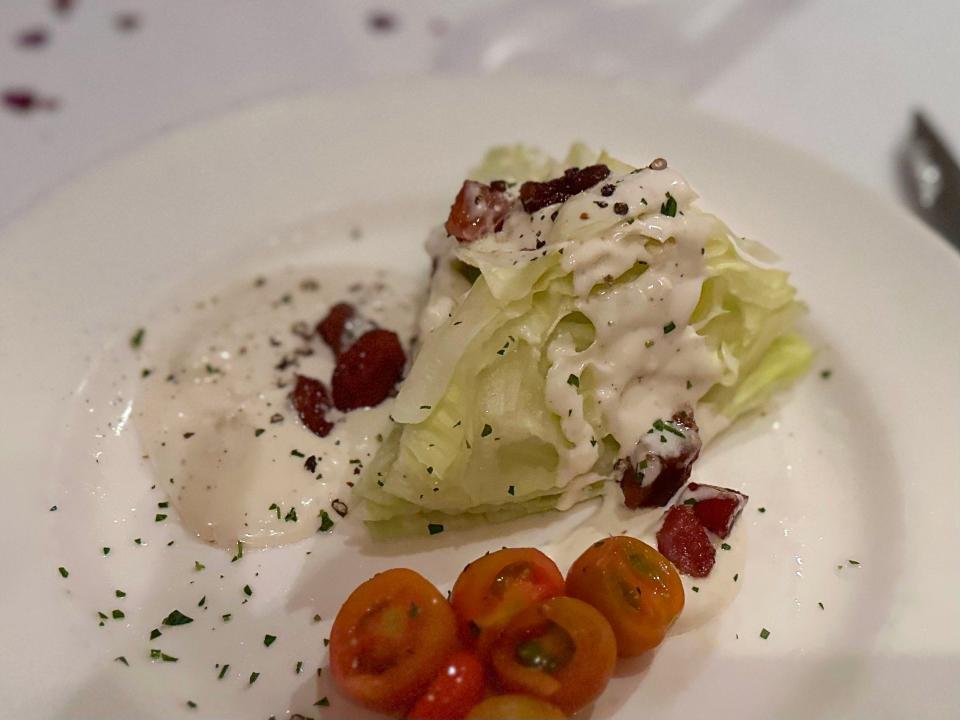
xmin=465 ymin=695 xmax=566 ymax=719
xmin=489 ymin=596 xmax=616 ymax=715
xmin=566 ymin=535 xmax=684 ymax=657
xmin=330 ymin=568 xmax=458 ymax=715
xmin=451 ymin=548 xmax=564 ymax=657
xmin=407 ymin=651 xmax=486 ymax=720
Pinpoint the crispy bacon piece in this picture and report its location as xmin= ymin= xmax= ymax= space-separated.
xmin=619 ymin=410 xmax=702 ymax=509
xmin=519 ymin=165 xmax=611 ymax=213
xmin=316 ymin=302 xmax=375 ymax=357
xmin=656 ymin=505 xmax=715 ymax=578
xmin=444 ymin=180 xmax=512 ymax=243
xmin=331 ymin=329 xmax=406 ymax=411
xmin=677 ymin=483 xmax=749 ymax=539
xmin=289 ymin=374 xmax=334 ymax=438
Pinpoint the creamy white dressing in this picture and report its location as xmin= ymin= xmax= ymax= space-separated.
xmin=135 ymin=267 xmax=420 ymax=548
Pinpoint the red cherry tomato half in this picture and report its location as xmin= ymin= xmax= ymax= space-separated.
xmin=407 ymin=651 xmax=486 ymax=720
xmin=330 ymin=568 xmax=458 ymax=715
xmin=566 ymin=535 xmax=684 ymax=656
xmin=489 ymin=596 xmax=617 ymax=715
xmin=451 ymin=548 xmax=564 ymax=657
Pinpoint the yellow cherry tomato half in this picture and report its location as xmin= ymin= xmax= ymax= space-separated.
xmin=329 ymin=568 xmax=458 ymax=715
xmin=465 ymin=694 xmax=567 ymax=719
xmin=489 ymin=596 xmax=616 ymax=715
xmin=566 ymin=535 xmax=684 ymax=656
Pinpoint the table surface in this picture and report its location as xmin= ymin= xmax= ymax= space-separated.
xmin=1 ymin=0 xmax=958 ymax=228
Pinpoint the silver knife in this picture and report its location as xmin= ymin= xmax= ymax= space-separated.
xmin=899 ymin=111 xmax=960 ymax=248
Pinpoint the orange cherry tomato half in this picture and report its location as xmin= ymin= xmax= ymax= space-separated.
xmin=451 ymin=548 xmax=564 ymax=657
xmin=465 ymin=694 xmax=567 ymax=719
xmin=565 ymin=535 xmax=684 ymax=657
xmin=489 ymin=596 xmax=617 ymax=715
xmin=330 ymin=568 xmax=458 ymax=716
xmin=407 ymin=651 xmax=486 ymax=720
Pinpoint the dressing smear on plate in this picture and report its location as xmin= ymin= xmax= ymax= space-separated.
xmin=135 ymin=267 xmax=420 ymax=548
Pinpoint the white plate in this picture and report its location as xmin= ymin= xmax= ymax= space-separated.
xmin=2 ymin=77 xmax=959 ymax=719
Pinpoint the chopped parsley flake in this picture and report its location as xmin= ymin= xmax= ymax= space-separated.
xmin=115 ymin=589 xmax=126 ymax=598
xmin=508 ymin=485 xmax=515 ymax=496
xmin=848 ymin=559 xmax=860 ymax=566
xmin=295 ymin=661 xmax=304 ymax=674
xmin=290 ymin=449 xmax=305 ymax=458
xmin=758 ymin=507 xmax=766 ymax=513
xmin=427 ymin=523 xmax=444 ymax=535
xmin=150 ymin=649 xmax=178 ymax=662
xmin=187 ymin=700 xmax=197 ymax=709
xmin=663 ymin=321 xmax=676 ymax=334
xmin=130 ymin=328 xmax=145 ymax=349
xmin=221 ymin=613 xmax=232 ymax=622
xmin=759 ymin=628 xmax=770 ymax=640
xmin=315 ymin=697 xmax=330 ymax=707
xmin=115 ymin=656 xmax=129 ymax=666
xmin=818 ymin=602 xmax=825 ymax=610
xmin=162 ymin=609 xmax=194 ymax=626
xmin=820 ymin=369 xmax=832 ymax=379
xmin=254 ymin=428 xmax=265 ymax=437
xmin=686 ymin=379 xmax=693 ymax=390
xmin=243 ymin=585 xmax=252 ymax=597
xmin=567 ymin=374 xmax=580 ymax=387
xmin=248 ymin=672 xmax=260 ymax=685
xmin=111 ymin=609 xmax=124 ymax=619
xmin=661 ymin=192 xmax=677 ymax=217
xmin=481 ymin=424 xmax=493 ymax=437
xmin=733 ymin=573 xmax=739 ymax=582
xmin=318 ymin=510 xmax=335 ymax=532
xmin=313 ymin=614 xmax=322 ymax=623
xmin=218 ymin=663 xmax=230 ymax=679
xmin=284 ymin=506 xmax=298 ymax=522
xmin=264 ymin=634 xmax=277 ymax=647
xmin=134 ymin=538 xmax=142 ymax=545
xmin=231 ymin=541 xmax=244 ymax=562
xmin=644 ymin=339 xmax=655 ymax=348
xmin=194 ymin=561 xmax=205 ymax=572
xmin=102 ymin=547 xmax=111 ymax=556
xmin=150 ymin=628 xmax=162 ymax=640
xmin=721 ymin=543 xmax=731 ymax=551
xmin=652 ymin=418 xmax=685 ymax=438
xmin=58 ymin=566 xmax=69 ymax=578
xmin=426 ymin=466 xmax=433 ymax=475
xmin=419 ymin=405 xmax=432 ymax=410
xmin=691 ymin=586 xmax=699 ymax=593
xmin=155 ymin=514 xmax=167 ymax=522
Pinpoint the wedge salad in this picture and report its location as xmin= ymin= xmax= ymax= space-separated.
xmin=356 ymin=144 xmax=811 ymax=535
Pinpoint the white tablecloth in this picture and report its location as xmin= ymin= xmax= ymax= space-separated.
xmin=1 ymin=0 xmax=957 ymax=226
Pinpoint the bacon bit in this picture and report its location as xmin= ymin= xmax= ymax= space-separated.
xmin=367 ymin=11 xmax=397 ymax=33
xmin=519 ymin=165 xmax=610 ymax=213
xmin=657 ymin=505 xmax=715 ymax=577
xmin=619 ymin=410 xmax=701 ymax=509
xmin=17 ymin=27 xmax=50 ymax=48
xmin=52 ymin=0 xmax=75 ymax=16
xmin=316 ymin=302 xmax=376 ymax=357
xmin=114 ymin=12 xmax=140 ymax=32
xmin=316 ymin=303 xmax=355 ymax=356
xmin=331 ymin=329 xmax=405 ymax=411
xmin=289 ymin=375 xmax=334 ymax=438
xmin=2 ymin=89 xmax=58 ymax=114
xmin=679 ymin=483 xmax=749 ymax=539
xmin=444 ymin=180 xmax=512 ymax=243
